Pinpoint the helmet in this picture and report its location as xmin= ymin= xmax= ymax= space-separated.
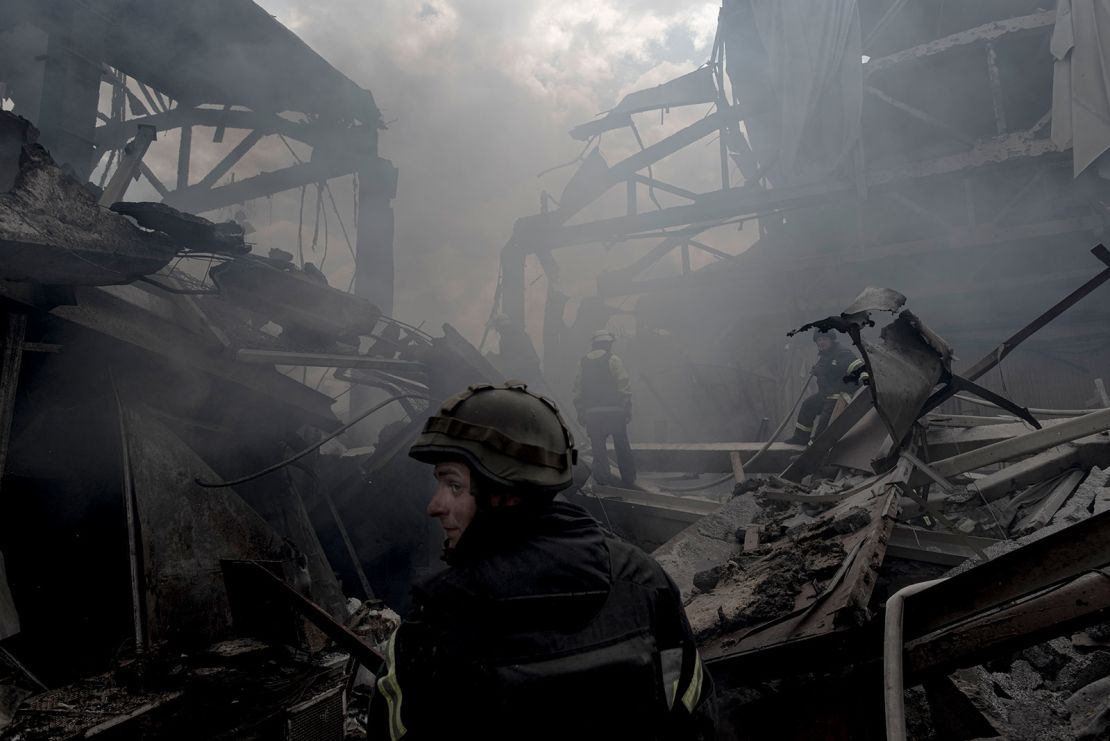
xmin=592 ymin=329 xmax=615 ymax=344
xmin=812 ymin=329 xmax=837 ymax=344
xmin=409 ymin=382 xmax=578 ymax=493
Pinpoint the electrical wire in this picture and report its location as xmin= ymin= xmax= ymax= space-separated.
xmin=194 ymin=393 xmax=426 ymax=488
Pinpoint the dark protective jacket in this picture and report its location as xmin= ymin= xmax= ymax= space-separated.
xmin=572 ymin=349 xmax=632 ymax=419
xmin=813 ymin=343 xmax=858 ymax=394
xmin=368 ymin=501 xmax=715 ymax=740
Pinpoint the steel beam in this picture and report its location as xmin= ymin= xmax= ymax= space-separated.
xmin=99 ymin=124 xmax=156 ymax=206
xmin=95 ymin=107 xmax=319 ymax=152
xmin=165 ymin=156 xmax=364 ymax=214
xmin=865 ymin=85 xmax=977 ymax=146
xmin=518 ymin=179 xmax=846 ymax=252
xmin=196 ymin=130 xmax=265 ymax=190
xmin=867 ymin=128 xmax=1063 ymax=185
xmin=176 ymin=125 xmax=192 ymax=191
xmin=632 ymin=174 xmax=699 ymax=201
xmin=865 ymin=11 xmax=1055 ymax=77
xmin=354 ymin=158 xmax=399 ymax=315
xmin=960 ymin=244 xmax=1110 ymax=381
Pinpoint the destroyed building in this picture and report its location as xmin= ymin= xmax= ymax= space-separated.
xmin=0 ymin=0 xmax=1109 ymax=740
xmin=496 ymin=0 xmax=1110 ymax=738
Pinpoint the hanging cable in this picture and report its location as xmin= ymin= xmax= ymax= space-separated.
xmin=310 ymin=181 xmax=324 ymax=255
xmin=536 ymin=136 xmax=597 ymax=178
xmin=628 ymin=119 xmax=663 ymax=212
xmin=195 ymin=393 xmax=427 ymax=488
xmin=297 ymin=184 xmax=307 ymax=268
xmin=323 ymin=182 xmax=356 ymax=260
xmin=655 ymin=374 xmax=814 ymax=493
xmin=319 ymin=185 xmax=330 ymax=270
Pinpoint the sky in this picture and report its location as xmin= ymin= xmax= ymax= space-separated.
xmin=244 ymin=0 xmax=725 ymax=346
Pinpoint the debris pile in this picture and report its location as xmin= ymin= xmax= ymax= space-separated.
xmin=636 ymin=263 xmax=1110 ymax=739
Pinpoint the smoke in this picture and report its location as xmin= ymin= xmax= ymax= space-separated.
xmin=253 ymin=0 xmax=719 ymax=338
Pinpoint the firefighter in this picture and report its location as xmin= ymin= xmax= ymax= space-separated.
xmin=572 ymin=329 xmax=637 ymax=487
xmin=787 ymin=329 xmax=859 ymax=445
xmin=367 ymin=382 xmax=715 ymax=740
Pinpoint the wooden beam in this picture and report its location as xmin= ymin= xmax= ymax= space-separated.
xmin=927 ymin=408 xmax=1110 ymax=480
xmin=973 ymin=440 xmax=1109 ymax=502
xmin=906 ymin=568 xmax=1110 ymax=681
xmin=729 ymin=451 xmax=746 ymax=484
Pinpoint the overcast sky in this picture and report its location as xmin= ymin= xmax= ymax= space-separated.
xmin=246 ymin=0 xmax=723 ymax=345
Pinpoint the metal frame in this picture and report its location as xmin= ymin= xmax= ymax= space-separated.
xmin=494 ymin=3 xmax=1074 ymax=341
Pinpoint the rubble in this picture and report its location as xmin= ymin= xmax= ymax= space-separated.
xmin=4 ymin=1 xmax=1110 ymax=739
xmin=0 ymin=113 xmax=178 ymax=286
xmin=572 ymin=273 xmax=1110 ymax=738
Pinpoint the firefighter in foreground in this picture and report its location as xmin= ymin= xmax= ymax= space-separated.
xmin=787 ymin=329 xmax=859 ymax=445
xmin=572 ymin=329 xmax=637 ymax=487
xmin=367 ymin=382 xmax=715 ymax=740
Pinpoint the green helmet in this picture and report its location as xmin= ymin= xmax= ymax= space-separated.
xmin=408 ymin=382 xmax=578 ymax=493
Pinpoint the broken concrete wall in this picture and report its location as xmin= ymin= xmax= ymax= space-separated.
xmin=0 ymin=111 xmax=177 ymax=285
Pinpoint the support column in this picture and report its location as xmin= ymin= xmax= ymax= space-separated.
xmin=36 ymin=6 xmax=103 ymax=179
xmin=500 ymin=244 xmax=527 ymax=327
xmin=354 ymin=157 xmax=398 ymax=314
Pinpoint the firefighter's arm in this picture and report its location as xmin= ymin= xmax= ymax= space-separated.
xmin=658 ymin=572 xmax=717 ymax=739
xmin=571 ymin=362 xmax=585 ymax=421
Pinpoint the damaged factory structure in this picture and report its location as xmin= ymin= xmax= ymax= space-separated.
xmin=2 ymin=0 xmax=1110 ymax=740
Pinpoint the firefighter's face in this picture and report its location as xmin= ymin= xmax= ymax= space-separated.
xmin=815 ymin=336 xmax=833 ymax=352
xmin=428 ymin=461 xmax=477 ymax=548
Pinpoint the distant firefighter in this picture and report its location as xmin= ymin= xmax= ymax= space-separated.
xmin=787 ymin=329 xmax=859 ymax=445
xmin=573 ymin=329 xmax=637 ymax=486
